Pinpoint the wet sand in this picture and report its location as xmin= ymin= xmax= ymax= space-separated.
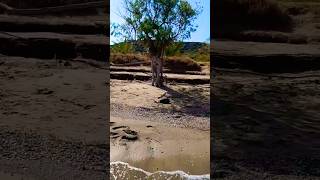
xmin=110 ymin=117 xmax=210 ymax=175
xmin=110 ymin=80 xmax=210 ymax=175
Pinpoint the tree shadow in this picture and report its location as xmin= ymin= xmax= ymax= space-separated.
xmin=212 ymin=95 xmax=320 ymax=177
xmin=160 ymin=84 xmax=209 ymax=117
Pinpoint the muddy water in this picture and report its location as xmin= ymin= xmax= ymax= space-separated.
xmin=125 ymin=153 xmax=210 ymax=175
xmin=110 ymin=162 xmax=210 ymax=180
xmin=110 ymin=153 xmax=210 ymax=179
xmin=110 ymin=148 xmax=210 ymax=179
xmin=110 ymin=140 xmax=210 ymax=178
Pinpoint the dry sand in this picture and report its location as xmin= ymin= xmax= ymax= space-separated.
xmin=0 ymin=56 xmax=108 ymax=143
xmin=0 ymin=56 xmax=108 ymax=179
xmin=0 ymin=6 xmax=110 ymax=180
xmin=110 ymin=80 xmax=210 ymax=175
xmin=212 ymin=68 xmax=320 ymax=179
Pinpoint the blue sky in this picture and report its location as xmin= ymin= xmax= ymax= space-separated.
xmin=110 ymin=0 xmax=210 ymax=44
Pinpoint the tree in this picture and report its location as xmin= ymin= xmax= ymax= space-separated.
xmin=165 ymin=42 xmax=184 ymax=57
xmin=112 ymin=0 xmax=200 ymax=87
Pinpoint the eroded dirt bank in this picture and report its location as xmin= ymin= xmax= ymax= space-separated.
xmin=212 ymin=68 xmax=320 ymax=179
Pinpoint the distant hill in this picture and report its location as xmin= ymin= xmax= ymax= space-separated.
xmin=181 ymin=42 xmax=207 ymax=53
xmin=111 ymin=41 xmax=208 ymax=54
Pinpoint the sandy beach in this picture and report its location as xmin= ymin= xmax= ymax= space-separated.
xmin=110 ymin=79 xmax=210 ymax=177
xmin=0 ymin=54 xmax=210 ymax=179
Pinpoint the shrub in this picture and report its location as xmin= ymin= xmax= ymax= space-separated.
xmin=111 ymin=42 xmax=134 ymax=54
xmin=188 ymin=44 xmax=210 ymax=62
xmin=165 ymin=56 xmax=201 ymax=72
xmin=110 ymin=53 xmax=148 ymax=65
xmin=110 ymin=53 xmax=201 ymax=72
xmin=165 ymin=42 xmax=184 ymax=56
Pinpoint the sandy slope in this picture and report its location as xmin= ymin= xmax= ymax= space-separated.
xmin=0 ymin=56 xmax=108 ymax=179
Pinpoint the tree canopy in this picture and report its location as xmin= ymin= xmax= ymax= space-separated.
xmin=112 ymin=0 xmax=201 ymax=56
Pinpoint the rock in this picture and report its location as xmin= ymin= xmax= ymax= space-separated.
xmin=122 ymin=129 xmax=138 ymax=141
xmin=64 ymin=61 xmax=72 ymax=66
xmin=37 ymin=88 xmax=54 ymax=95
xmin=159 ymin=97 xmax=170 ymax=104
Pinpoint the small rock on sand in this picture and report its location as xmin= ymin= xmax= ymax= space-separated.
xmin=159 ymin=97 xmax=170 ymax=104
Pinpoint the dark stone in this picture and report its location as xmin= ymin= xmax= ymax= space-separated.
xmin=122 ymin=130 xmax=138 ymax=141
xmin=159 ymin=98 xmax=170 ymax=104
xmin=64 ymin=61 xmax=72 ymax=66
xmin=36 ymin=88 xmax=54 ymax=95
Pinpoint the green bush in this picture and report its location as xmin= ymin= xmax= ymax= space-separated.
xmin=188 ymin=44 xmax=210 ymax=62
xmin=111 ymin=42 xmax=135 ymax=54
xmin=165 ymin=42 xmax=184 ymax=56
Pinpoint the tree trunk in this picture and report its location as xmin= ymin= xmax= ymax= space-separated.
xmin=149 ymin=41 xmax=165 ymax=87
xmin=151 ymin=55 xmax=163 ymax=87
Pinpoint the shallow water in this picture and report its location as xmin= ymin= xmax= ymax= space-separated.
xmin=110 ymin=162 xmax=210 ymax=180
xmin=124 ymin=153 xmax=210 ymax=175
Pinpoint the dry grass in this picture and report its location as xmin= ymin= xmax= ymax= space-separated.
xmin=165 ymin=56 xmax=202 ymax=72
xmin=110 ymin=53 xmax=148 ymax=65
xmin=110 ymin=53 xmax=202 ymax=72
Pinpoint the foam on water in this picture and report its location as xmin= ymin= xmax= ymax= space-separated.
xmin=110 ymin=161 xmax=210 ymax=180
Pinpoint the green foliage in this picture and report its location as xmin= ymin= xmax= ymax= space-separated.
xmin=111 ymin=42 xmax=134 ymax=54
xmin=112 ymin=0 xmax=201 ymax=56
xmin=165 ymin=42 xmax=183 ymax=56
xmin=188 ymin=43 xmax=210 ymax=62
